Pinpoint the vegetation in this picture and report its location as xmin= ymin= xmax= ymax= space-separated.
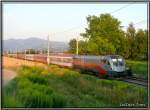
xmin=3 ymin=65 xmax=147 ymax=108
xmin=69 ymin=13 xmax=148 ymax=60
xmin=69 ymin=13 xmax=148 ymax=79
xmin=126 ymin=60 xmax=148 ymax=79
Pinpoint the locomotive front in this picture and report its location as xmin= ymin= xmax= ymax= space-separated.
xmin=106 ymin=55 xmax=132 ymax=77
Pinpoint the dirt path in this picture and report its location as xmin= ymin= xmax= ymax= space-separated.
xmin=2 ymin=56 xmax=48 ymax=85
xmin=3 ymin=56 xmax=47 ymax=69
xmin=2 ymin=69 xmax=17 ymax=85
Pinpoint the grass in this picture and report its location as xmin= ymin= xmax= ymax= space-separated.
xmin=3 ymin=65 xmax=148 ymax=108
xmin=126 ymin=60 xmax=148 ymax=79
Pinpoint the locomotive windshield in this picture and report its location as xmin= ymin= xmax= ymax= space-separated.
xmin=111 ymin=56 xmax=124 ymax=66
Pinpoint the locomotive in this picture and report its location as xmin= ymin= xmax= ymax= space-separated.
xmin=7 ymin=53 xmax=132 ymax=78
xmin=73 ymin=55 xmax=132 ymax=78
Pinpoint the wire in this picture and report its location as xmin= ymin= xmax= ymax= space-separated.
xmin=110 ymin=2 xmax=135 ymax=14
xmin=51 ymin=3 xmax=135 ymax=35
xmin=52 ymin=26 xmax=84 ymax=35
xmin=52 ymin=2 xmax=144 ymax=36
xmin=121 ymin=19 xmax=147 ymax=28
xmin=133 ymin=19 xmax=147 ymax=25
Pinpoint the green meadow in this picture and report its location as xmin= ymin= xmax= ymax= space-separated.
xmin=3 ymin=65 xmax=147 ymax=108
xmin=126 ymin=60 xmax=148 ymax=79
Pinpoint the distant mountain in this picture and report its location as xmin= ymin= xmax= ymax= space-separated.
xmin=3 ymin=37 xmax=69 ymax=52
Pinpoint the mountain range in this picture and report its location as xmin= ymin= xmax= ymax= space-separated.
xmin=3 ymin=37 xmax=69 ymax=52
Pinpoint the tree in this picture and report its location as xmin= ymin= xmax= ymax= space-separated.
xmin=68 ymin=14 xmax=147 ymax=61
xmin=87 ymin=37 xmax=116 ymax=55
xmin=69 ymin=38 xmax=88 ymax=54
xmin=125 ymin=23 xmax=148 ymax=60
xmin=78 ymin=40 xmax=89 ymax=54
xmin=68 ymin=39 xmax=76 ymax=54
xmin=82 ymin=14 xmax=122 ymax=39
xmin=134 ymin=29 xmax=148 ymax=60
xmin=81 ymin=13 xmax=125 ymax=55
xmin=126 ymin=23 xmax=136 ymax=59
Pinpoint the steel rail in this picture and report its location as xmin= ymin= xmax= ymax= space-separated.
xmin=118 ymin=77 xmax=148 ymax=87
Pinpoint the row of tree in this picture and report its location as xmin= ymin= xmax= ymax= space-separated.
xmin=69 ymin=13 xmax=148 ymax=60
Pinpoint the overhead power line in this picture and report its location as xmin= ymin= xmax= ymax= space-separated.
xmin=52 ymin=2 xmax=144 ymax=36
xmin=53 ymin=19 xmax=147 ymax=36
xmin=133 ymin=19 xmax=147 ymax=25
xmin=52 ymin=26 xmax=83 ymax=35
xmin=122 ymin=19 xmax=147 ymax=28
xmin=110 ymin=2 xmax=135 ymax=14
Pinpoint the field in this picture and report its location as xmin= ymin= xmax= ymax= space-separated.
xmin=126 ymin=60 xmax=148 ymax=79
xmin=2 ymin=57 xmax=148 ymax=108
xmin=3 ymin=65 xmax=147 ymax=108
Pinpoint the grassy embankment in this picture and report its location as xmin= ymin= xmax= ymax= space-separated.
xmin=3 ymin=65 xmax=147 ymax=108
xmin=126 ymin=60 xmax=148 ymax=79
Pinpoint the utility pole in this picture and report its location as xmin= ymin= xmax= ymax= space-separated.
xmin=29 ymin=49 xmax=30 ymax=54
xmin=16 ymin=48 xmax=18 ymax=58
xmin=24 ymin=49 xmax=26 ymax=64
xmin=47 ymin=35 xmax=50 ymax=64
xmin=76 ymin=36 xmax=79 ymax=55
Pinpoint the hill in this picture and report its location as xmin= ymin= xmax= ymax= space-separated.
xmin=3 ymin=37 xmax=69 ymax=52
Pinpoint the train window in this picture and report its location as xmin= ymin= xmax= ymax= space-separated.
xmin=118 ymin=61 xmax=123 ymax=66
xmin=112 ymin=58 xmax=124 ymax=66
xmin=118 ymin=58 xmax=122 ymax=62
xmin=112 ymin=59 xmax=118 ymax=66
xmin=118 ymin=58 xmax=124 ymax=66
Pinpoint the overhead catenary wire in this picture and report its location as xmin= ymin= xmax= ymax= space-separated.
xmin=133 ymin=19 xmax=147 ymax=25
xmin=51 ymin=2 xmax=142 ymax=36
xmin=120 ymin=19 xmax=147 ymax=29
xmin=110 ymin=2 xmax=136 ymax=14
xmin=52 ymin=2 xmax=145 ymax=43
xmin=47 ymin=2 xmax=146 ymax=49
xmin=52 ymin=26 xmax=83 ymax=35
xmin=47 ymin=3 xmax=146 ymax=55
xmin=52 ymin=19 xmax=147 ymax=38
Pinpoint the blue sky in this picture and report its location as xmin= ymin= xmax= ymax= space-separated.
xmin=3 ymin=3 xmax=147 ymax=42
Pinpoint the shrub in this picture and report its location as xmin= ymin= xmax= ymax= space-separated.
xmin=3 ymin=95 xmax=23 ymax=108
xmin=17 ymin=87 xmax=53 ymax=108
xmin=52 ymin=93 xmax=66 ymax=107
xmin=3 ymin=79 xmax=17 ymax=95
xmin=27 ymin=74 xmax=48 ymax=85
xmin=3 ymin=65 xmax=148 ymax=108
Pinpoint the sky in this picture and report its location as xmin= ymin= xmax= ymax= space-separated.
xmin=3 ymin=2 xmax=148 ymax=42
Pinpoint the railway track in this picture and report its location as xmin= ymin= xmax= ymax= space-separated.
xmin=118 ymin=77 xmax=148 ymax=87
xmin=4 ymin=56 xmax=149 ymax=87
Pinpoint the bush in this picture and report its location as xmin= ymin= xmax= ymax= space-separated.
xmin=126 ymin=60 xmax=148 ymax=79
xmin=52 ymin=93 xmax=66 ymax=107
xmin=3 ymin=65 xmax=148 ymax=108
xmin=3 ymin=95 xmax=23 ymax=107
xmin=17 ymin=88 xmax=53 ymax=108
xmin=27 ymin=74 xmax=49 ymax=85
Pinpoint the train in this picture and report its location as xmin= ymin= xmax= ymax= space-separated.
xmin=7 ymin=53 xmax=132 ymax=78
